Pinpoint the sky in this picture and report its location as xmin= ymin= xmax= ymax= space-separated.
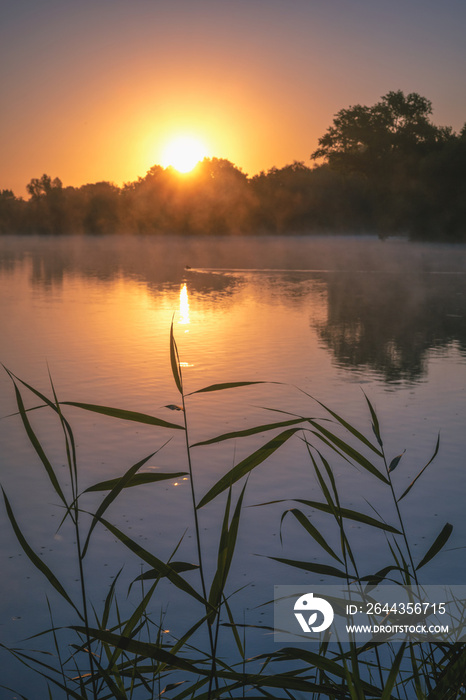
xmin=1 ymin=0 xmax=466 ymax=196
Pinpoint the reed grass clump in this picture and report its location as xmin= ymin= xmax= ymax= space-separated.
xmin=1 ymin=323 xmax=465 ymax=699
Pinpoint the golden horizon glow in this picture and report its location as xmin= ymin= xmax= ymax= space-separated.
xmin=161 ymin=136 xmax=208 ymax=173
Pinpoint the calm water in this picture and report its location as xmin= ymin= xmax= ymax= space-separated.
xmin=1 ymin=234 xmax=465 ymax=696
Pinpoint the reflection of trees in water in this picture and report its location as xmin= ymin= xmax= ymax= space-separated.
xmin=314 ymin=273 xmax=466 ymax=381
xmin=0 ymin=235 xmax=243 ymax=297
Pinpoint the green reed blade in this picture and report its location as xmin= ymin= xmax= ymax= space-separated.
xmin=381 ymin=642 xmax=407 ymax=700
xmin=132 ymin=560 xmax=199 ymax=587
xmin=170 ymin=320 xmax=183 ymax=395
xmin=416 ymin=522 xmax=453 ymax=570
xmin=267 ymin=556 xmax=349 ymax=579
xmin=299 ymin=390 xmax=384 ymax=457
xmin=97 ymin=516 xmax=210 ymax=608
xmin=426 ymin=645 xmax=466 ymax=700
xmin=192 ymin=417 xmax=307 ymax=446
xmin=84 ymin=471 xmax=185 ymax=492
xmin=5 ymin=368 xmax=79 ymax=490
xmin=209 ymin=482 xmax=247 ymax=616
xmin=188 ymin=381 xmax=272 ymax=395
xmin=197 ymin=428 xmax=300 ymax=508
xmin=398 ymin=433 xmax=440 ymax=502
xmin=2 ymin=489 xmax=80 ymax=615
xmin=82 ymin=449 xmax=162 ymax=557
xmin=10 ymin=379 xmax=68 ymax=507
xmin=62 ymin=401 xmax=185 ymax=430
xmin=0 ymin=685 xmax=29 ymax=700
xmin=281 ymin=508 xmax=343 ymax=564
xmin=88 ymin=653 xmax=128 ymax=700
xmin=295 ymin=499 xmax=402 ymax=534
xmin=360 ymin=564 xmax=404 ymax=587
xmin=388 ymin=452 xmax=405 ymax=473
xmin=71 ymin=627 xmax=202 ymax=674
xmin=308 ymin=421 xmax=389 ymax=484
xmin=362 ymin=391 xmax=384 ymax=449
xmin=273 ymin=646 xmax=385 ymax=696
xmin=222 ymin=596 xmax=244 ymax=660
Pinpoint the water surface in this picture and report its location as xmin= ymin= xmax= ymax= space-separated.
xmin=1 ymin=234 xmax=465 ymax=695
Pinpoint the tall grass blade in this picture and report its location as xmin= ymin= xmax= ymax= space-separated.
xmin=133 ymin=560 xmax=199 ymax=583
xmin=388 ymin=451 xmax=405 ymax=473
xmin=2 ymin=489 xmax=80 ymax=615
xmin=267 ymin=556 xmax=349 ymax=579
xmin=71 ymin=627 xmax=203 ymax=674
xmin=170 ymin=320 xmax=183 ymax=395
xmin=197 ymin=428 xmax=300 ymax=508
xmin=280 ymin=509 xmax=343 ymax=563
xmin=427 ymin=646 xmax=466 ymax=700
xmin=294 ymin=499 xmax=402 ymax=534
xmin=82 ymin=449 xmax=161 ymax=556
xmin=271 ymin=647 xmax=385 ymax=696
xmin=97 ymin=516 xmax=209 ymax=607
xmin=192 ymin=418 xmax=307 ymax=447
xmin=416 ymin=522 xmax=453 ymax=570
xmin=362 ymin=391 xmax=383 ymax=449
xmin=209 ymin=483 xmax=247 ymax=616
xmin=222 ymin=596 xmax=244 ymax=660
xmin=84 ymin=470 xmax=187 ymax=492
xmin=398 ymin=434 xmax=440 ymax=501
xmin=62 ymin=401 xmax=184 ymax=430
xmin=308 ymin=421 xmax=389 ymax=484
xmin=188 ymin=381 xmax=273 ymax=395
xmin=380 ymin=642 xmax=407 ymax=699
xmin=9 ymin=379 xmax=68 ymax=506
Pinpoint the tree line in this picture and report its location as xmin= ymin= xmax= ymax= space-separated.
xmin=1 ymin=91 xmax=465 ymax=240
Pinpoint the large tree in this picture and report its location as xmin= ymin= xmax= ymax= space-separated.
xmin=311 ymin=91 xmax=452 ymax=175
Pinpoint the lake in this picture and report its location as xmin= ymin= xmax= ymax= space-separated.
xmin=1 ymin=233 xmax=465 ymax=697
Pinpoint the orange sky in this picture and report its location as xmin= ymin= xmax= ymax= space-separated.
xmin=1 ymin=0 xmax=466 ymax=196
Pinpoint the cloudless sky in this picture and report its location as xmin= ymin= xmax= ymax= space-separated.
xmin=1 ymin=0 xmax=465 ymax=195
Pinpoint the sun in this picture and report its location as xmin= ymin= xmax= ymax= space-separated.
xmin=161 ymin=136 xmax=207 ymax=173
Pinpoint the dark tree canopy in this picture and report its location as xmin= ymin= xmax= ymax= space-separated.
xmin=311 ymin=91 xmax=452 ymax=174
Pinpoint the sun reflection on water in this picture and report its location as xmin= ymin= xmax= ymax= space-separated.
xmin=179 ymin=283 xmax=190 ymax=328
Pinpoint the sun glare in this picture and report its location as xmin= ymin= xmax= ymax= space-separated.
xmin=161 ymin=136 xmax=207 ymax=173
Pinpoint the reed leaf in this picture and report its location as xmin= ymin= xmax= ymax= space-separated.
xmin=362 ymin=391 xmax=383 ymax=449
xmin=170 ymin=320 xmax=183 ymax=395
xmin=188 ymin=381 xmax=271 ymax=395
xmin=10 ymin=379 xmax=68 ymax=506
xmin=309 ymin=421 xmax=389 ymax=484
xmin=97 ymin=516 xmax=209 ymax=607
xmin=294 ymin=499 xmax=402 ymax=534
xmin=398 ymin=434 xmax=440 ymax=501
xmin=84 ymin=470 xmax=187 ymax=492
xmin=280 ymin=508 xmax=343 ymax=564
xmin=197 ymin=428 xmax=300 ymax=508
xmin=427 ymin=645 xmax=466 ymax=700
xmin=380 ymin=642 xmax=407 ymax=700
xmin=267 ymin=556 xmax=349 ymax=579
xmin=133 ymin=560 xmax=199 ymax=582
xmin=208 ymin=483 xmax=247 ymax=617
xmin=271 ymin=647 xmax=384 ymax=696
xmin=2 ymin=489 xmax=79 ymax=615
xmin=82 ymin=449 xmax=163 ymax=557
xmin=305 ymin=394 xmax=384 ymax=457
xmin=71 ymin=627 xmax=202 ymax=674
xmin=388 ymin=452 xmax=405 ymax=473
xmin=222 ymin=596 xmax=244 ymax=660
xmin=62 ymin=401 xmax=184 ymax=430
xmin=416 ymin=522 xmax=453 ymax=570
xmin=192 ymin=417 xmax=307 ymax=447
